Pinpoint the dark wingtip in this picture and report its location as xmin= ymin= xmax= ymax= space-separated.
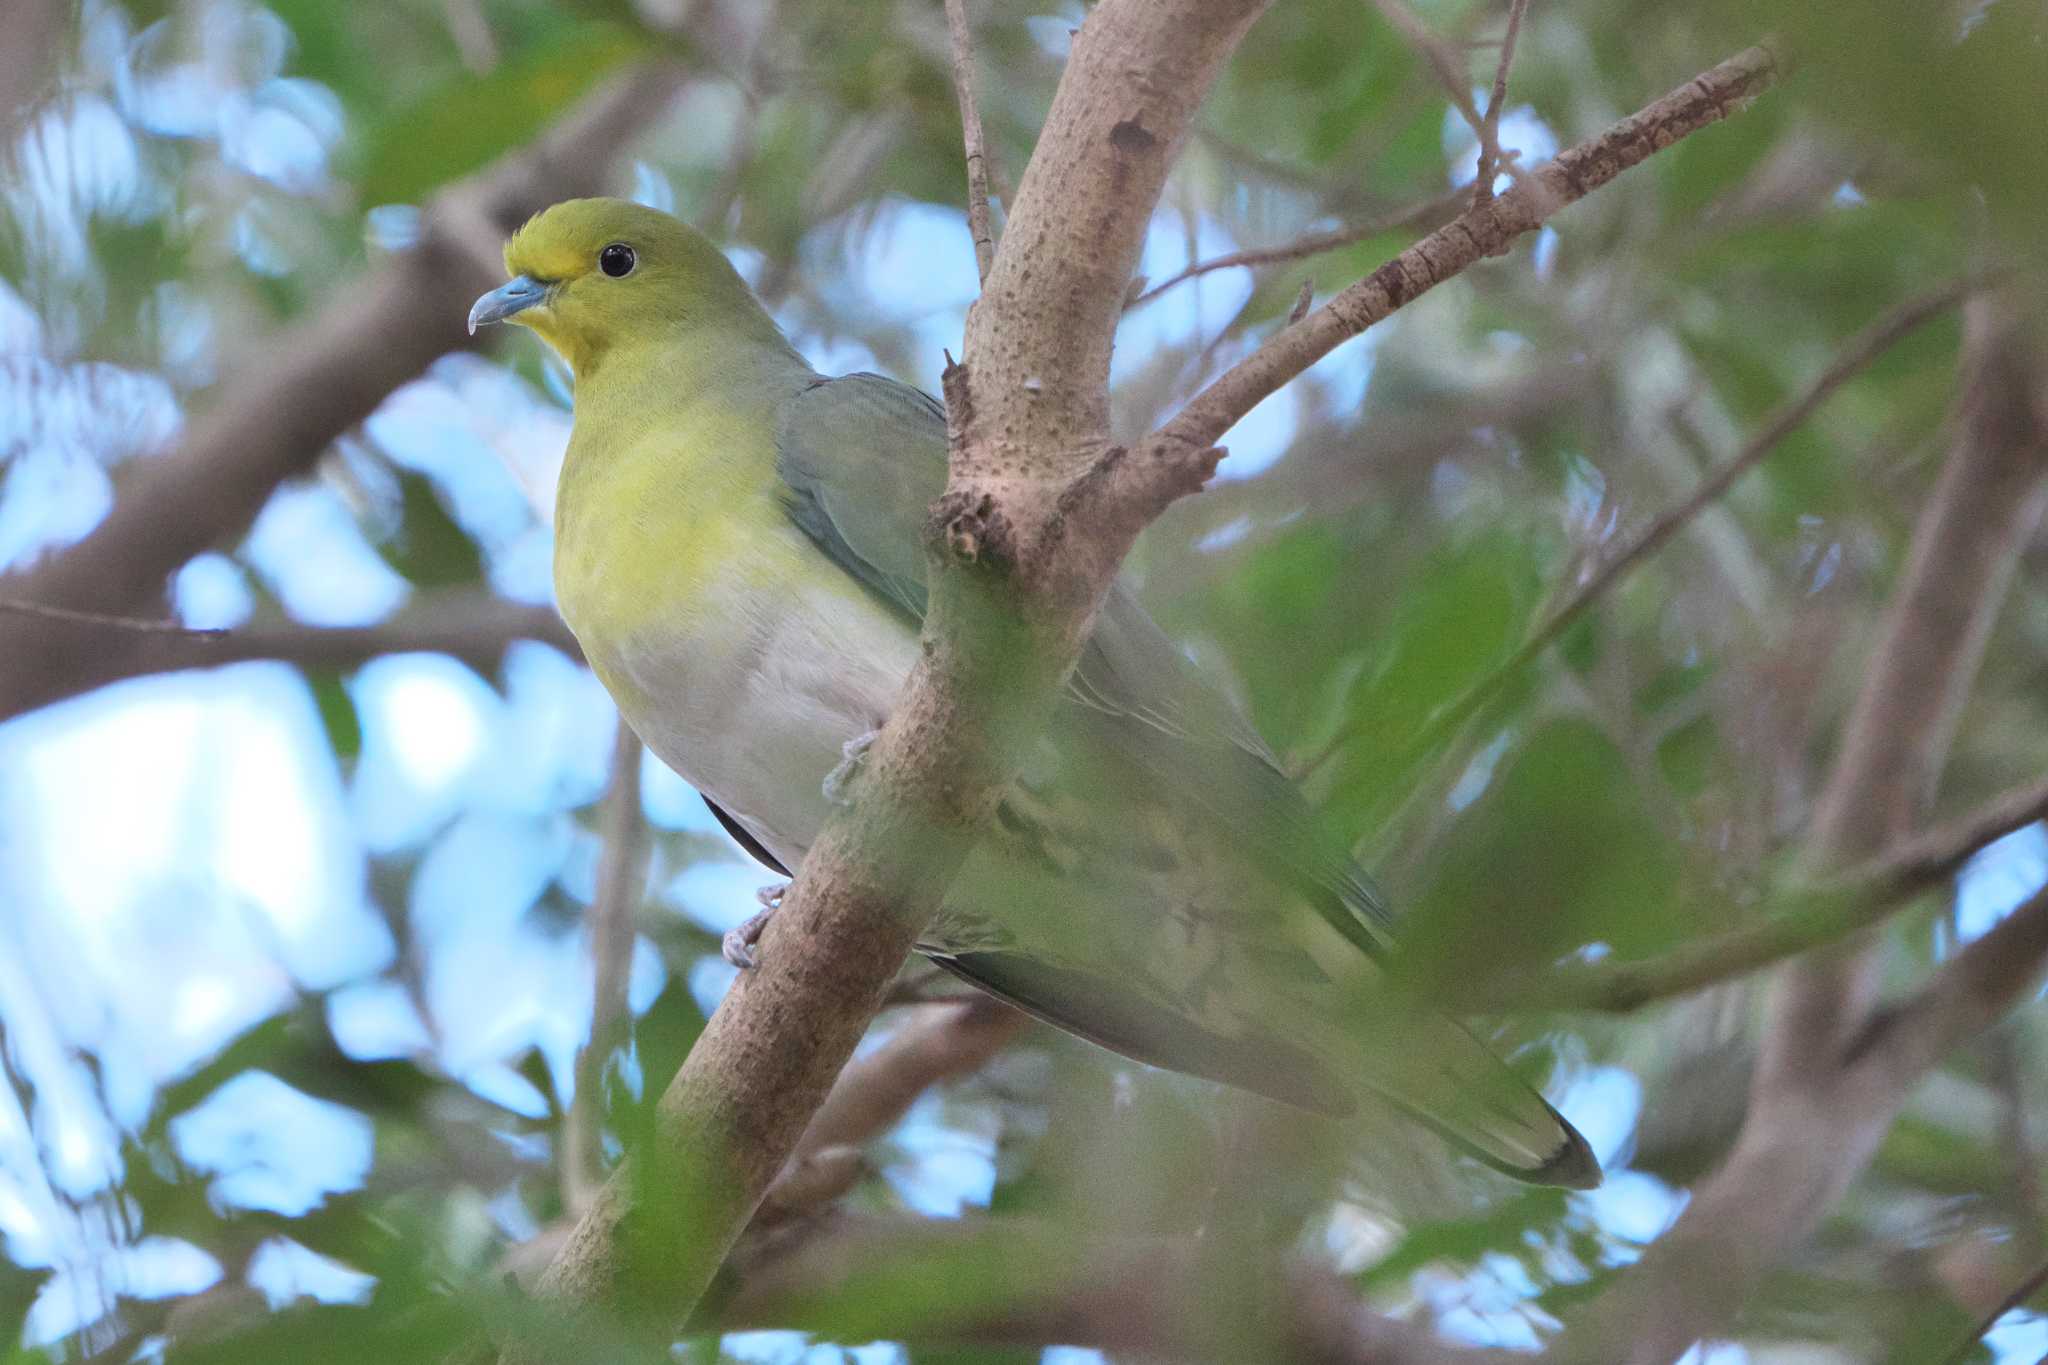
xmin=1531 ymin=1110 xmax=1604 ymax=1190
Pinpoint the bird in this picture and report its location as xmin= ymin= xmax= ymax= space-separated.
xmin=468 ymin=197 xmax=1600 ymax=1189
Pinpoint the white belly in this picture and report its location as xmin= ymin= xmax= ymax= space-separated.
xmin=597 ymin=569 xmax=920 ymax=869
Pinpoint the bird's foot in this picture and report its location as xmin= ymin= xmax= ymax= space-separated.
xmin=822 ymin=729 xmax=879 ymax=805
xmin=756 ymin=882 xmax=786 ymax=911
xmin=722 ymin=902 xmax=778 ymax=971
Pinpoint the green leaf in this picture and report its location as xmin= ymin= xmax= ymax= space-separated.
xmin=356 ymin=24 xmax=647 ymax=207
xmin=376 ymin=471 xmax=483 ymax=589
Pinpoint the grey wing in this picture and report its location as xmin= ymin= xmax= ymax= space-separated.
xmin=774 ymin=373 xmax=1389 ymax=951
xmin=775 ymin=372 xmax=941 ymax=623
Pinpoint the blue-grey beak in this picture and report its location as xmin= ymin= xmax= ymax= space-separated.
xmin=467 ymin=275 xmax=549 ymax=335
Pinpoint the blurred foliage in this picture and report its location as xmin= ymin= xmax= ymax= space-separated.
xmin=3 ymin=0 xmax=2048 ymax=1361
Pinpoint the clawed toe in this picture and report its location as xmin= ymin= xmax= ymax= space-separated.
xmin=722 ymin=903 xmax=777 ymax=970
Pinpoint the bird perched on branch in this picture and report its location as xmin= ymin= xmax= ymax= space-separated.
xmin=469 ymin=198 xmax=1599 ymax=1189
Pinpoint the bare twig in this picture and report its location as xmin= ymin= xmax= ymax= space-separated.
xmin=1150 ymin=45 xmax=1778 ymax=459
xmin=0 ymin=598 xmax=226 ymax=638
xmin=1328 ymin=278 xmax=1972 ymax=781
xmin=563 ymin=725 xmax=649 ymax=1216
xmin=756 ymin=997 xmax=1025 ymax=1220
xmin=1470 ymin=0 xmax=1531 ymax=206
xmin=1126 ymin=185 xmax=1466 ymax=309
xmin=1 ymin=590 xmax=579 ymax=718
xmin=1477 ymin=769 xmax=2048 ymax=1012
xmin=944 ymin=0 xmax=997 ymax=283
xmin=789 ymin=997 xmax=1024 ymax=1167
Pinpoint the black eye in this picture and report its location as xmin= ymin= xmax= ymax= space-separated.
xmin=598 ymin=243 xmax=636 ymax=278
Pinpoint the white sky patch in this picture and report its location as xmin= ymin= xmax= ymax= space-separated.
xmin=325 ymin=979 xmax=434 ymax=1061
xmin=246 ymin=1236 xmax=376 ymax=1309
xmin=170 ymin=1071 xmax=373 ymax=1217
xmin=1114 ymin=212 xmax=1252 ymax=391
xmin=1551 ymin=1065 xmax=1640 ymax=1168
xmin=243 ymin=480 xmax=409 ymax=626
xmin=349 ymin=655 xmax=492 ymax=843
xmin=667 ymin=860 xmax=772 ymax=935
xmin=1443 ymin=102 xmax=1560 ymax=196
xmin=173 ymin=550 xmax=254 ymax=628
xmin=639 ymin=747 xmax=724 ymax=833
xmin=1953 ymin=823 xmax=2048 ymax=947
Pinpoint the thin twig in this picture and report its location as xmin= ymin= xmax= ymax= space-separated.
xmin=1152 ymin=45 xmax=1779 ymax=458
xmin=0 ymin=598 xmax=227 ymax=638
xmin=944 ymin=0 xmax=997 ymax=283
xmin=1476 ymin=769 xmax=2048 ymax=1012
xmin=1937 ymin=1254 xmax=2048 ymax=1365
xmin=562 ymin=725 xmax=648 ymax=1216
xmin=1126 ymin=185 xmax=1466 ymax=309
xmin=1470 ymin=0 xmax=1530 ymax=206
xmin=1304 ymin=277 xmax=1970 ymax=785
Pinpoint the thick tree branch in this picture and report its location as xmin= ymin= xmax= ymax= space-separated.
xmin=522 ymin=1 xmax=1274 ymax=1343
xmin=0 ymin=63 xmax=680 ymax=720
xmin=1150 ymin=45 xmax=1777 ymax=459
xmin=1555 ymin=290 xmax=2048 ymax=1364
xmin=520 ymin=27 xmax=1785 ymax=1355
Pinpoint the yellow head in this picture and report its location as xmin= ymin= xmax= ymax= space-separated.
xmin=467 ymin=197 xmax=784 ymax=376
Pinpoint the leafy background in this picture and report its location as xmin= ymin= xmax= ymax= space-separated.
xmin=1 ymin=0 xmax=2044 ymax=1360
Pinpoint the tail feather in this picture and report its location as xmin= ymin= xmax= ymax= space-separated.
xmin=930 ymin=948 xmax=1601 ymax=1189
xmin=1354 ymin=1014 xmax=1601 ymax=1189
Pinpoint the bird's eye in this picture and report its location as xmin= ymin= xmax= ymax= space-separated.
xmin=598 ymin=243 xmax=636 ymax=278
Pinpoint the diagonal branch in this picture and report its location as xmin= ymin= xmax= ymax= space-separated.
xmin=515 ymin=29 xmax=1785 ymax=1357
xmin=519 ymin=4 xmax=1276 ymax=1348
xmin=1476 ymin=769 xmax=2048 ymax=1012
xmin=1352 ymin=277 xmax=1973 ymax=779
xmin=1149 ymin=44 xmax=1778 ymax=461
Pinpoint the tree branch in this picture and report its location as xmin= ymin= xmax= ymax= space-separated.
xmin=1150 ymin=44 xmax=1777 ymax=459
xmin=1554 ymin=286 xmax=2048 ymax=1365
xmin=564 ymin=725 xmax=648 ymax=1216
xmin=520 ymin=1 xmax=1275 ymax=1344
xmin=1374 ymin=278 xmax=1974 ymax=783
xmin=518 ymin=28 xmax=1785 ymax=1356
xmin=1470 ymin=0 xmax=1531 ymax=206
xmin=0 ymin=63 xmax=681 ymax=720
xmin=1127 ymin=185 xmax=1468 ymax=309
xmin=0 ymin=590 xmax=578 ymax=717
xmin=943 ymin=0 xmax=997 ymax=283
xmin=1476 ymin=769 xmax=2048 ymax=1012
